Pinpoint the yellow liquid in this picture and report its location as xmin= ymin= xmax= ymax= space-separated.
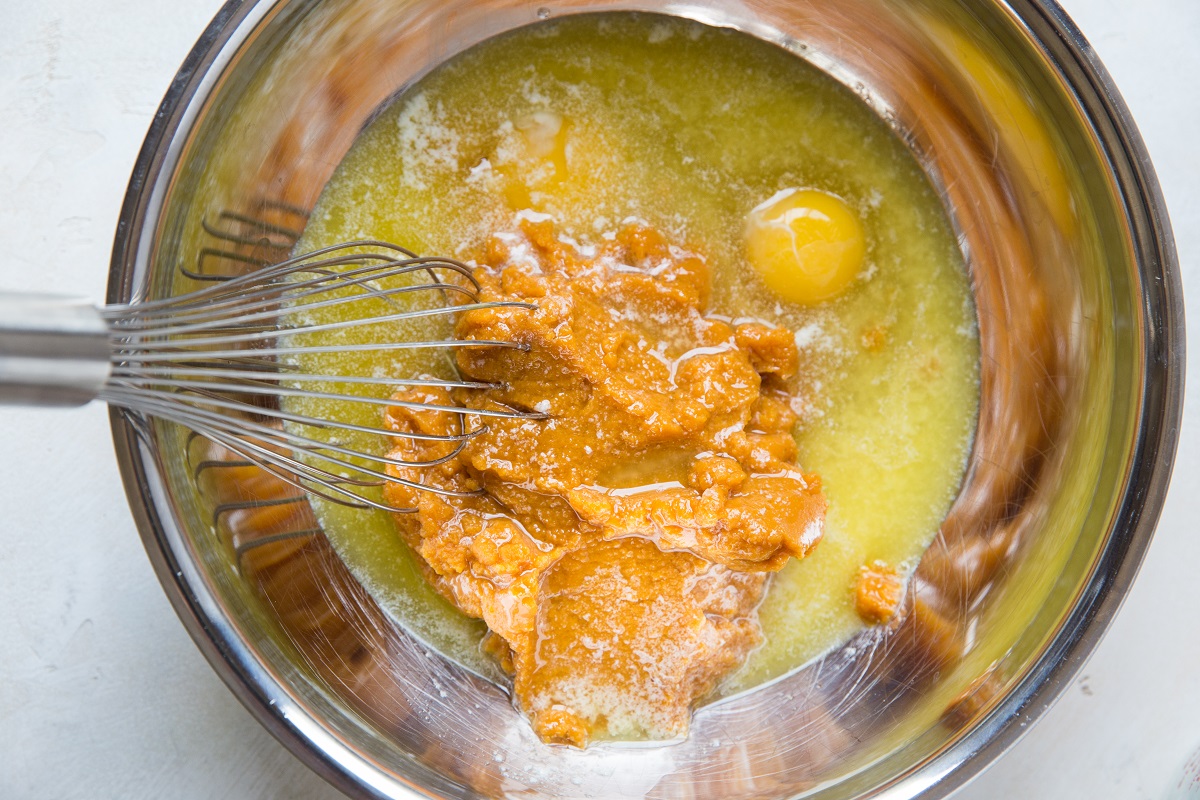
xmin=289 ymin=12 xmax=980 ymax=694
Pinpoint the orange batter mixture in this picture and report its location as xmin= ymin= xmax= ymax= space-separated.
xmin=384 ymin=218 xmax=826 ymax=746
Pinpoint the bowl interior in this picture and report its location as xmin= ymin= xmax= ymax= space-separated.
xmin=107 ymin=0 xmax=1178 ymax=797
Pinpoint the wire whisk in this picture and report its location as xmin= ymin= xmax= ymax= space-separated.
xmin=0 ymin=241 xmax=541 ymax=513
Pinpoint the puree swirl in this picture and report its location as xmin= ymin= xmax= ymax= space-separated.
xmin=383 ymin=217 xmax=826 ymax=746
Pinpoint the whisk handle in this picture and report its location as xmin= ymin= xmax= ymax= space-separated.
xmin=0 ymin=293 xmax=111 ymax=407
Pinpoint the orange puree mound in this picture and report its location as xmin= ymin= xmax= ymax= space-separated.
xmin=855 ymin=560 xmax=903 ymax=624
xmin=383 ymin=218 xmax=827 ymax=746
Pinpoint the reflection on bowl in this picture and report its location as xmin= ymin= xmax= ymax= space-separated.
xmin=108 ymin=0 xmax=1182 ymax=798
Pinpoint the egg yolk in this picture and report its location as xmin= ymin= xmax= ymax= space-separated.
xmin=494 ymin=111 xmax=571 ymax=210
xmin=744 ymin=188 xmax=866 ymax=305
xmin=492 ymin=111 xmax=621 ymax=215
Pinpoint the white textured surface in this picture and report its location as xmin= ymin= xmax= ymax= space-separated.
xmin=0 ymin=1 xmax=1195 ymax=798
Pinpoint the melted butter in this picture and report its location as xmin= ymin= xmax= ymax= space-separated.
xmin=597 ymin=447 xmax=696 ymax=490
xmin=288 ymin=12 xmax=979 ymax=698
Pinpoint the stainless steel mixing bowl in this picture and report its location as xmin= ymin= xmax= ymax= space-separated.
xmin=107 ymin=0 xmax=1184 ymax=797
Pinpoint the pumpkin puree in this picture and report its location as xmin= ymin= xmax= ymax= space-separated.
xmin=384 ymin=217 xmax=826 ymax=746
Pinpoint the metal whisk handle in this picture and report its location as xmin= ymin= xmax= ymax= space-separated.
xmin=0 ymin=292 xmax=111 ymax=407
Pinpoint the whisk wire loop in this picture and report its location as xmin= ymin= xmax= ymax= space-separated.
xmin=116 ymin=300 xmax=534 ymax=349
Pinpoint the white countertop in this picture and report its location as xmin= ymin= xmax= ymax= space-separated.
xmin=0 ymin=1 xmax=1196 ymax=798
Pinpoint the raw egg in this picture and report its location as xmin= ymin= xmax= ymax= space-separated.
xmin=744 ymin=188 xmax=866 ymax=305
